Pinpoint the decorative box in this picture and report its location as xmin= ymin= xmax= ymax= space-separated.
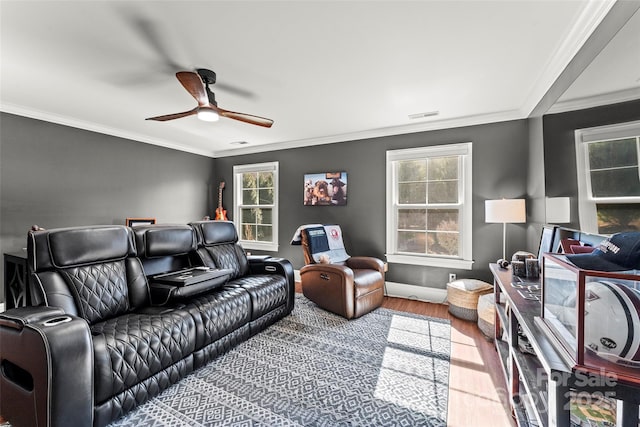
xmin=538 ymin=253 xmax=640 ymax=385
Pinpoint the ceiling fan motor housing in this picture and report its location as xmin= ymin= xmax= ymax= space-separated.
xmin=196 ymin=68 xmax=217 ymax=85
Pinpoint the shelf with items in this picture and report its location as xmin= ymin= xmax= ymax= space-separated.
xmin=492 ymin=261 xmax=640 ymax=427
xmin=492 ymin=263 xmax=570 ymax=426
xmin=518 ymin=383 xmax=541 ymax=427
xmin=512 ymin=343 xmax=547 ymax=426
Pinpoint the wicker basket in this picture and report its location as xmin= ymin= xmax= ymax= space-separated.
xmin=447 ymin=279 xmax=493 ymax=321
xmin=477 ymin=293 xmax=496 ymax=339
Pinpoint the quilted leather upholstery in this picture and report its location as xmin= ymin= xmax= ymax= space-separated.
xmin=190 ymin=220 xmax=249 ymax=279
xmin=248 ymin=304 xmax=288 ymax=336
xmin=91 ymin=310 xmax=196 ymax=404
xmin=183 ymin=286 xmax=251 ymax=349
xmin=198 ymin=244 xmax=248 ymax=279
xmin=193 ymin=324 xmax=250 ymax=368
xmin=62 ymin=261 xmax=130 ymax=324
xmin=228 ymin=275 xmax=288 ymax=320
xmin=94 ymin=356 xmax=193 ymax=427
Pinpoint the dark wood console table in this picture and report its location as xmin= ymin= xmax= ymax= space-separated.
xmin=491 ymin=263 xmax=640 ymax=427
xmin=3 ymin=252 xmax=29 ymax=309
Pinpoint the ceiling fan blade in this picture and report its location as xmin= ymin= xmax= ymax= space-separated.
xmin=176 ymin=72 xmax=209 ymax=106
xmin=146 ymin=107 xmax=197 ymax=121
xmin=215 ymin=82 xmax=256 ymax=99
xmin=131 ymin=17 xmax=183 ymax=72
xmin=218 ymin=108 xmax=274 ymax=128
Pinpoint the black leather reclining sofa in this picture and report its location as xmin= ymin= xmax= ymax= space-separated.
xmin=0 ymin=221 xmax=294 ymax=427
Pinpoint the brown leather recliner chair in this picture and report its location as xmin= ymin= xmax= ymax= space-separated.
xmin=296 ymin=225 xmax=385 ymax=319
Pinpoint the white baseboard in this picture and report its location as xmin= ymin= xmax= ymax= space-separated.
xmin=384 ymin=281 xmax=448 ymax=304
xmin=0 ymin=303 xmax=4 ymax=313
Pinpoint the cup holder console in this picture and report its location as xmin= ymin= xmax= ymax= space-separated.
xmin=42 ymin=316 xmax=72 ymax=327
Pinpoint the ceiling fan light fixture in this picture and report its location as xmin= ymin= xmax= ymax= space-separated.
xmin=197 ymin=107 xmax=219 ymax=122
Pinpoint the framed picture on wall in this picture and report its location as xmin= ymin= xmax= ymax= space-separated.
xmin=303 ymin=172 xmax=347 ymax=206
xmin=126 ymin=217 xmax=156 ymax=227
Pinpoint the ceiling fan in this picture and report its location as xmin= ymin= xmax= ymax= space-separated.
xmin=146 ymin=69 xmax=273 ymax=128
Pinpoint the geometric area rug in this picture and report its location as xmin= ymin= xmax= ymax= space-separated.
xmin=108 ymin=294 xmax=451 ymax=427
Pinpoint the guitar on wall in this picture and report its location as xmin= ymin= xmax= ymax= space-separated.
xmin=215 ymin=182 xmax=228 ymax=221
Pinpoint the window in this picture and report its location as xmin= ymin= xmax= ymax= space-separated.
xmin=233 ymin=161 xmax=279 ymax=251
xmin=386 ymin=143 xmax=473 ymax=269
xmin=575 ymin=121 xmax=640 ymax=234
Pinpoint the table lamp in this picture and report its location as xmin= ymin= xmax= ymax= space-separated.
xmin=545 ymin=197 xmax=570 ymax=224
xmin=485 ymin=198 xmax=526 ymax=260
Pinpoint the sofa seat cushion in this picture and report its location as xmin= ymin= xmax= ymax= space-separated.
xmin=91 ymin=310 xmax=196 ymax=404
xmin=183 ymin=286 xmax=251 ymax=350
xmin=227 ymin=275 xmax=289 ymax=320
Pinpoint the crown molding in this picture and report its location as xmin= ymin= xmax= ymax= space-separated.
xmin=2 ymin=102 xmax=524 ymax=159
xmin=546 ymin=87 xmax=640 ymax=114
xmin=212 ymin=109 xmax=523 ymax=158
xmin=519 ymin=0 xmax=617 ymax=116
xmin=0 ymin=103 xmax=217 ymax=158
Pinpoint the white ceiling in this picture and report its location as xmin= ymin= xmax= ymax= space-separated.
xmin=0 ymin=1 xmax=637 ymax=158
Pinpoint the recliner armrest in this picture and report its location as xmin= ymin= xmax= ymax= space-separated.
xmin=301 ymin=263 xmax=353 ymax=277
xmin=248 ymin=256 xmax=294 ymax=279
xmin=345 ymin=256 xmax=385 ymax=273
xmin=248 ymin=256 xmax=295 ymax=313
xmin=0 ymin=308 xmax=93 ymax=427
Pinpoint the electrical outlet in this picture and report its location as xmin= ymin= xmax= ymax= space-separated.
xmin=449 ymin=273 xmax=457 ymax=283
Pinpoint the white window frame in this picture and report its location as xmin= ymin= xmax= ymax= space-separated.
xmin=233 ymin=161 xmax=279 ymax=252
xmin=575 ymin=120 xmax=640 ymax=234
xmin=385 ymin=142 xmax=473 ymax=269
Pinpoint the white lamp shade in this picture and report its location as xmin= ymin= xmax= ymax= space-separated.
xmin=545 ymin=197 xmax=571 ymax=223
xmin=485 ymin=199 xmax=526 ymax=223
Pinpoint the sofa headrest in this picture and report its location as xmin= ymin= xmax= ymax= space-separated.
xmin=133 ymin=225 xmax=196 ymax=258
xmin=28 ymin=225 xmax=136 ymax=271
xmin=190 ymin=221 xmax=238 ymax=246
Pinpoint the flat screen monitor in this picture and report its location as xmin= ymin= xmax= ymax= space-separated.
xmin=538 ymin=225 xmax=557 ymax=262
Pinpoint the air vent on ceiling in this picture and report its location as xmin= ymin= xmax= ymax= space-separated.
xmin=408 ymin=111 xmax=440 ymax=120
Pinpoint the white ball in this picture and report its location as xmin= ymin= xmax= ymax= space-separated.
xmin=584 ymin=280 xmax=640 ymax=365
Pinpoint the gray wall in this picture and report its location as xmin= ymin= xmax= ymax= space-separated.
xmin=0 ymin=113 xmax=216 ymax=301
xmin=526 ymin=115 xmax=548 ymax=251
xmin=215 ymin=119 xmax=530 ymax=286
xmin=543 ymin=99 xmax=640 ymax=230
xmin=4 ymin=98 xmax=639 ymax=302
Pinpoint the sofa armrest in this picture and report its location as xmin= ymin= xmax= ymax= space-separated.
xmin=0 ymin=306 xmax=65 ymax=328
xmin=346 ymin=256 xmax=385 ymax=273
xmin=0 ymin=307 xmax=93 ymax=427
xmin=248 ymin=256 xmax=295 ymax=313
xmin=248 ymin=256 xmax=294 ymax=280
